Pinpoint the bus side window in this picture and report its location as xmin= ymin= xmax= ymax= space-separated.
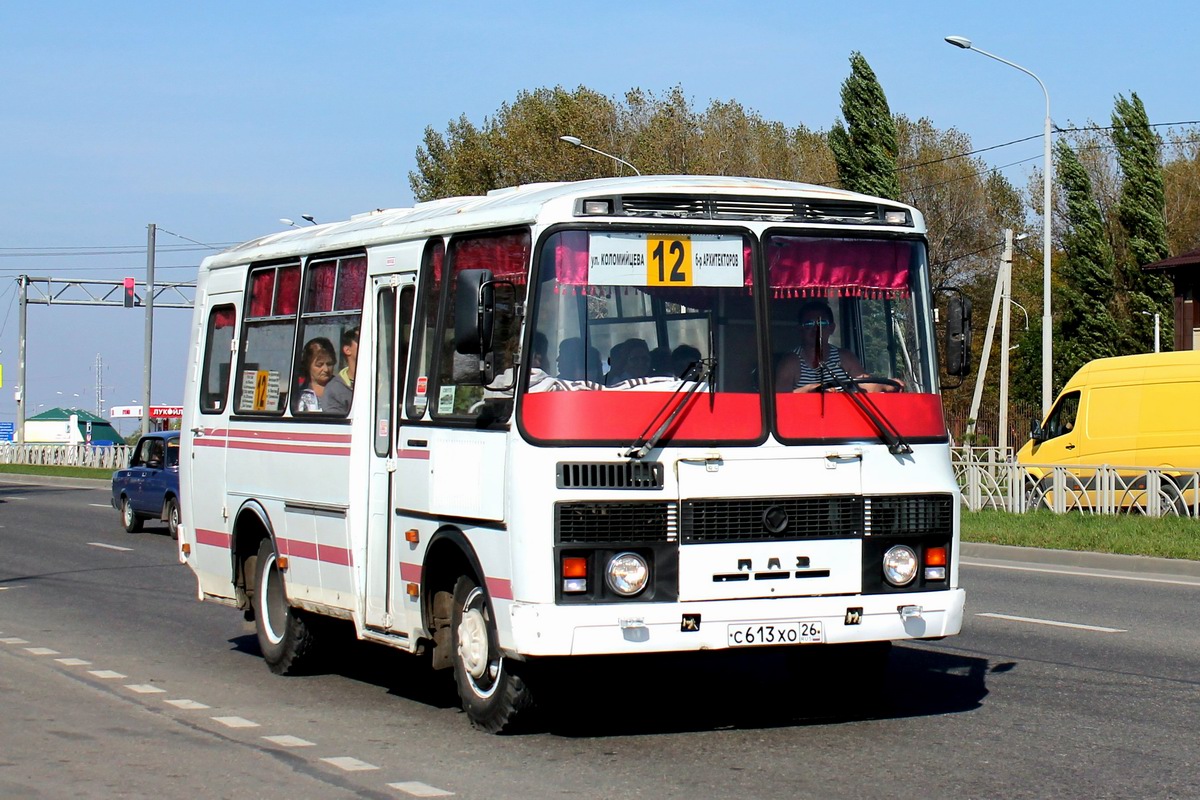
xmin=200 ymin=304 xmax=237 ymax=414
xmin=237 ymin=263 xmax=300 ymax=415
xmin=292 ymin=254 xmax=366 ymax=417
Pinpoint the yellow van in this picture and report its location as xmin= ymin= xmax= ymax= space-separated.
xmin=1016 ymin=351 xmax=1200 ymax=512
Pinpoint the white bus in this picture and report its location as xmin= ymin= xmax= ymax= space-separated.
xmin=180 ymin=175 xmax=968 ymax=732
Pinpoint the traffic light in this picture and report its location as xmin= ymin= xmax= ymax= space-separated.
xmin=123 ymin=277 xmax=136 ymax=308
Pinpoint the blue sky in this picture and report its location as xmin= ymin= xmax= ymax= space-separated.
xmin=0 ymin=1 xmax=1194 ymax=427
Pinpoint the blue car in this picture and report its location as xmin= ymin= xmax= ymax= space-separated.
xmin=112 ymin=430 xmax=181 ymax=539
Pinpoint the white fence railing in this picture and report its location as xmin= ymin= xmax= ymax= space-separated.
xmin=0 ymin=444 xmax=131 ymax=471
xmin=952 ymin=447 xmax=1200 ymax=517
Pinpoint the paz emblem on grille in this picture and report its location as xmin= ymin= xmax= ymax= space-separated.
xmin=761 ymin=504 xmax=789 ymax=534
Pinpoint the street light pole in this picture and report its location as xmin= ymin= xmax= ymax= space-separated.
xmin=945 ymin=36 xmax=1054 ymax=417
xmin=558 ymin=135 xmax=641 ymax=176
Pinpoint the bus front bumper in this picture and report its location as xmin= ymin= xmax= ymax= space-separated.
xmin=505 ymin=588 xmax=965 ymax=657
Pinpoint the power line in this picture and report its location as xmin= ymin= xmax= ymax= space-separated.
xmin=0 ymin=244 xmax=236 ymax=258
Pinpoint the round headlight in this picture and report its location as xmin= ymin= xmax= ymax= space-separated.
xmin=606 ymin=552 xmax=649 ymax=596
xmin=882 ymin=545 xmax=918 ymax=586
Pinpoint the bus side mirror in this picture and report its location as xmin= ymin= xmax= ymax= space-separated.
xmin=455 ymin=269 xmax=495 ymax=356
xmin=1030 ymin=421 xmax=1046 ymax=443
xmin=945 ymin=295 xmax=973 ymax=376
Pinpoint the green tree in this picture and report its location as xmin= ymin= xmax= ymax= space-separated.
xmin=828 ymin=52 xmax=901 ymax=201
xmin=1054 ymin=138 xmax=1119 ymax=388
xmin=1111 ymin=92 xmax=1174 ymax=350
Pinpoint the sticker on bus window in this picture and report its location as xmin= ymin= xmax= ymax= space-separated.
xmin=416 ymin=375 xmax=428 ymax=396
xmin=240 ymin=369 xmax=280 ymax=412
xmin=588 ymin=232 xmax=743 ymax=288
xmin=438 ymin=385 xmax=456 ymax=415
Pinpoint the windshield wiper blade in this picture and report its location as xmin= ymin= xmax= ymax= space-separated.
xmin=819 ymin=366 xmax=912 ymax=456
xmin=623 ymin=359 xmax=713 ymax=460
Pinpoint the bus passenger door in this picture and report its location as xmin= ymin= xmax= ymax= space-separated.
xmin=186 ymin=294 xmax=240 ymax=599
xmin=365 ymin=275 xmax=415 ymax=631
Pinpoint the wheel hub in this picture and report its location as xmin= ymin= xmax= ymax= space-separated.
xmin=457 ymin=608 xmax=490 ymax=680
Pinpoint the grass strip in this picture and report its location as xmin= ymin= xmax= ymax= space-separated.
xmin=0 ymin=464 xmax=112 ymax=481
xmin=963 ymin=509 xmax=1200 ymax=561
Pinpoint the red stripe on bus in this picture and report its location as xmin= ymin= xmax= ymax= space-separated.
xmin=196 ymin=429 xmax=352 ymax=443
xmin=397 ymin=449 xmax=430 ymax=460
xmin=225 ymin=440 xmax=350 ymax=456
xmin=775 ymin=393 xmax=947 ymax=440
xmin=275 ymin=537 xmax=353 ymax=568
xmin=521 ymin=391 xmax=763 ymax=441
xmin=195 ymin=528 xmax=232 ymax=548
xmin=399 ymin=563 xmax=423 ymax=582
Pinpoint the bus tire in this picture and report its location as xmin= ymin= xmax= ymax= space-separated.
xmin=121 ymin=496 xmax=143 ymax=533
xmin=451 ymin=575 xmax=534 ymax=733
xmin=165 ymin=498 xmax=180 ymax=540
xmin=253 ymin=538 xmax=319 ymax=675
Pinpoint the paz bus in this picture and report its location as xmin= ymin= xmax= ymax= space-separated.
xmin=179 ymin=175 xmax=969 ymax=732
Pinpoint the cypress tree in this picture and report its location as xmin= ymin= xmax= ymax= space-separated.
xmin=828 ymin=52 xmax=901 ymax=201
xmin=1111 ymin=92 xmax=1174 ymax=350
xmin=1055 ymin=139 xmax=1120 ymax=388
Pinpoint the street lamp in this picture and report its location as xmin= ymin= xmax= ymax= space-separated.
xmin=946 ymin=35 xmax=1054 ymax=417
xmin=558 ymin=135 xmax=641 ymax=176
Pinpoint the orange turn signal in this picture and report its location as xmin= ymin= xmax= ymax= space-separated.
xmin=181 ymin=543 xmax=191 ymax=555
xmin=924 ymin=546 xmax=947 ymax=567
xmin=562 ymin=557 xmax=588 ymax=578
xmin=276 ymin=556 xmax=289 ymax=571
xmin=405 ymin=528 xmax=420 ymax=544
xmin=406 ymin=582 xmax=420 ymax=597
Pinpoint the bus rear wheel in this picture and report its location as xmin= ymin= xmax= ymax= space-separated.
xmin=451 ymin=575 xmax=535 ymax=733
xmin=252 ymin=538 xmax=319 ymax=675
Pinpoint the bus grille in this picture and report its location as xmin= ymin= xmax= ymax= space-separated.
xmin=557 ymin=461 xmax=664 ymax=489
xmin=865 ymin=494 xmax=954 ymax=536
xmin=555 ymin=501 xmax=675 ymax=544
xmin=681 ymin=496 xmax=864 ymax=543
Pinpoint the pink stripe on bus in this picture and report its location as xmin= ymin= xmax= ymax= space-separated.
xmin=195 ymin=528 xmax=232 ymax=548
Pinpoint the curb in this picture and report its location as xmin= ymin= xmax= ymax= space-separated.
xmin=961 ymin=541 xmax=1200 ymax=579
xmin=0 ymin=473 xmax=110 ymax=490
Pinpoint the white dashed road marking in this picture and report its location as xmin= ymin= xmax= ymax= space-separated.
xmin=89 ymin=503 xmax=113 ymax=508
xmin=322 ymin=756 xmax=379 ymax=772
xmin=88 ymin=542 xmax=133 ymax=552
xmin=962 ymin=559 xmax=1200 ymax=587
xmin=88 ymin=670 xmax=127 ymax=679
xmin=1 ymin=637 xmax=31 ymax=644
xmin=25 ymin=647 xmax=60 ymax=656
xmin=389 ymin=782 xmax=455 ymax=797
xmin=165 ymin=699 xmax=210 ymax=710
xmin=55 ymin=657 xmax=91 ymax=666
xmin=976 ymin=612 xmax=1127 ymax=633
xmin=262 ymin=735 xmax=316 ymax=747
xmin=212 ymin=716 xmax=260 ymax=729
xmin=126 ymin=683 xmax=167 ymax=694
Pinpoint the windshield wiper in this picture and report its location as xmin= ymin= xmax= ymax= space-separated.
xmin=818 ymin=365 xmax=912 ymax=456
xmin=623 ymin=359 xmax=714 ymax=460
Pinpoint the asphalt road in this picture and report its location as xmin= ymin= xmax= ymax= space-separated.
xmin=2 ymin=476 xmax=1198 ymax=799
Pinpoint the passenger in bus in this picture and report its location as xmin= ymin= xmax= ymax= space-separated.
xmin=775 ymin=300 xmax=899 ymax=393
xmin=296 ymin=337 xmax=338 ymax=412
xmin=606 ymin=338 xmax=652 ymax=385
xmin=670 ymin=344 xmax=703 ymax=380
xmin=323 ymin=325 xmax=359 ymax=416
xmin=556 ymin=337 xmax=602 ymax=383
xmin=649 ymin=345 xmax=672 ymax=377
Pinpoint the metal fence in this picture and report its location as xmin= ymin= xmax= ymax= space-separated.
xmin=953 ymin=447 xmax=1200 ymax=517
xmin=0 ymin=444 xmax=131 ymax=471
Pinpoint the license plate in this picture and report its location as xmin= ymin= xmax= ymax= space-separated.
xmin=727 ymin=620 xmax=824 ymax=647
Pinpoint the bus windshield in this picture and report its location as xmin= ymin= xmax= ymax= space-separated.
xmin=521 ymin=228 xmax=945 ymax=446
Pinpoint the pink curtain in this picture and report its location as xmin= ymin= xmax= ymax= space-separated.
xmin=451 ymin=231 xmax=531 ymax=283
xmin=248 ymin=270 xmax=275 ymax=318
xmin=306 ymin=261 xmax=337 ymax=312
xmin=273 ymin=265 xmax=301 ymax=315
xmin=767 ymin=238 xmax=910 ymax=299
xmin=334 ymin=256 xmax=367 ymax=311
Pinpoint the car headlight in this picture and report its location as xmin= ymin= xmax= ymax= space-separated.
xmin=882 ymin=545 xmax=918 ymax=586
xmin=606 ymin=552 xmax=649 ymax=596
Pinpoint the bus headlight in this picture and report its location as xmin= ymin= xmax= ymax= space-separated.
xmin=882 ymin=545 xmax=918 ymax=586
xmin=606 ymin=552 xmax=649 ymax=596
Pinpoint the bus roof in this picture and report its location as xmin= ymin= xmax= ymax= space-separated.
xmin=201 ymin=175 xmax=925 ymax=271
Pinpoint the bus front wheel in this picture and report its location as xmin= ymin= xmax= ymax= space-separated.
xmin=450 ymin=575 xmax=534 ymax=733
xmin=253 ymin=538 xmax=319 ymax=675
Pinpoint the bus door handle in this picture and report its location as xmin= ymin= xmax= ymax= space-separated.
xmin=190 ymin=427 xmax=205 ymax=437
xmin=1065 ymin=443 xmax=1075 ymax=450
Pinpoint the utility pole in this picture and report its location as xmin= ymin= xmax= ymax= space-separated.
xmin=998 ymin=229 xmax=1013 ymax=456
xmin=17 ymin=275 xmax=27 ymax=446
xmin=142 ymin=224 xmax=156 ymax=435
